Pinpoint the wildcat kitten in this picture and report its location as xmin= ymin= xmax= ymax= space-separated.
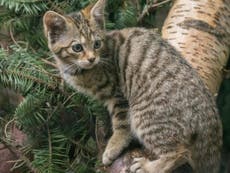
xmin=43 ymin=0 xmax=222 ymax=172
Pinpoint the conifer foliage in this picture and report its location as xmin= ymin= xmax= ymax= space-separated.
xmin=0 ymin=45 xmax=106 ymax=172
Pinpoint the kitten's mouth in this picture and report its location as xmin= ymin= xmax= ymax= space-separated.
xmin=78 ymin=59 xmax=99 ymax=70
xmin=78 ymin=62 xmax=96 ymax=69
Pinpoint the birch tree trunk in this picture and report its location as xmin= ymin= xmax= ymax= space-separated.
xmin=162 ymin=0 xmax=230 ymax=95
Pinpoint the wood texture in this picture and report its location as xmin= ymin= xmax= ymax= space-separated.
xmin=162 ymin=0 xmax=230 ymax=95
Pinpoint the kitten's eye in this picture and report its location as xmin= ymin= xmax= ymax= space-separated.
xmin=94 ymin=40 xmax=101 ymax=49
xmin=72 ymin=44 xmax=83 ymax=52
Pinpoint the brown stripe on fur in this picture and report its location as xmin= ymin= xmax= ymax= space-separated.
xmin=122 ymin=30 xmax=144 ymax=84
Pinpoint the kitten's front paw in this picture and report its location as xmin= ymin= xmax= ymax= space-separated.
xmin=130 ymin=157 xmax=167 ymax=173
xmin=130 ymin=157 xmax=147 ymax=173
xmin=102 ymin=145 xmax=123 ymax=165
xmin=102 ymin=130 xmax=131 ymax=165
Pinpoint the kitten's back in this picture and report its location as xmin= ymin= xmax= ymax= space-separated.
xmin=115 ymin=28 xmax=222 ymax=173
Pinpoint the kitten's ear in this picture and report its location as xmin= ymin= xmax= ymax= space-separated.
xmin=43 ymin=11 xmax=73 ymax=51
xmin=43 ymin=11 xmax=67 ymax=39
xmin=87 ymin=0 xmax=106 ymax=29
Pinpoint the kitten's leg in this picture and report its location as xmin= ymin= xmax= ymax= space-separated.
xmin=102 ymin=97 xmax=132 ymax=165
xmin=130 ymin=147 xmax=194 ymax=173
xmin=102 ymin=127 xmax=131 ymax=165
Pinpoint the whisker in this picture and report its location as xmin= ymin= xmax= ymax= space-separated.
xmin=64 ymin=63 xmax=79 ymax=75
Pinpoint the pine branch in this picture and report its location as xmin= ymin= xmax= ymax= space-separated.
xmin=1 ymin=69 xmax=58 ymax=91
xmin=137 ymin=0 xmax=172 ymax=24
xmin=0 ymin=0 xmax=48 ymax=15
xmin=41 ymin=58 xmax=58 ymax=69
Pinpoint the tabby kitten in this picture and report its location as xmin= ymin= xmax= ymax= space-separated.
xmin=43 ymin=0 xmax=222 ymax=172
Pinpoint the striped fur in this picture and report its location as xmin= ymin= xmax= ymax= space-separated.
xmin=43 ymin=0 xmax=222 ymax=172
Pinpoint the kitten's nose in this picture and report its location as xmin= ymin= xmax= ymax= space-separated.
xmin=88 ymin=57 xmax=96 ymax=63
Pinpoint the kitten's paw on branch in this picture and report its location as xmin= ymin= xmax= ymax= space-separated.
xmin=130 ymin=157 xmax=148 ymax=173
xmin=102 ymin=130 xmax=132 ymax=165
xmin=130 ymin=148 xmax=194 ymax=173
xmin=102 ymin=147 xmax=121 ymax=165
xmin=130 ymin=157 xmax=172 ymax=173
xmin=102 ymin=138 xmax=130 ymax=165
xmin=130 ymin=157 xmax=173 ymax=173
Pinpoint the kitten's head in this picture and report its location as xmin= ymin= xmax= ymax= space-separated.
xmin=43 ymin=0 xmax=106 ymax=73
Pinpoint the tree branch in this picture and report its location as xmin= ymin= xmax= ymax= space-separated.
xmin=0 ymin=138 xmax=39 ymax=173
xmin=137 ymin=0 xmax=172 ymax=24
